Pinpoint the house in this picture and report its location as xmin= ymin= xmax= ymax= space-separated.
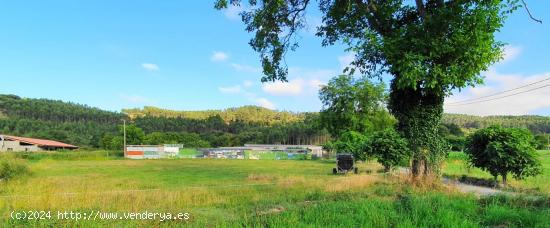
xmin=0 ymin=135 xmax=79 ymax=152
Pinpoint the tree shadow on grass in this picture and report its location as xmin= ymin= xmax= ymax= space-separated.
xmin=444 ymin=174 xmax=498 ymax=188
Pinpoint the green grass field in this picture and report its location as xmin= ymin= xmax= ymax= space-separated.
xmin=0 ymin=151 xmax=549 ymax=227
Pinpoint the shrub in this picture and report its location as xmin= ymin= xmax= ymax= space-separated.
xmin=332 ymin=131 xmax=369 ymax=161
xmin=365 ymin=129 xmax=410 ymax=172
xmin=465 ymin=125 xmax=542 ymax=186
xmin=445 ymin=135 xmax=466 ymax=151
xmin=0 ymin=157 xmax=30 ymax=180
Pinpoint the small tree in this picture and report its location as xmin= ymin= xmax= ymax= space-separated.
xmin=365 ymin=129 xmax=410 ymax=172
xmin=332 ymin=131 xmax=369 ymax=161
xmin=465 ymin=125 xmax=542 ymax=186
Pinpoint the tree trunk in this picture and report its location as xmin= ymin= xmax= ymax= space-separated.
xmin=388 ymin=80 xmax=445 ymax=179
xmin=411 ymin=158 xmax=421 ymax=177
xmin=501 ymin=173 xmax=508 ymax=187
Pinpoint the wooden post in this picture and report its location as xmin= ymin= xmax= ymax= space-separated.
xmin=123 ymin=119 xmax=127 ymax=158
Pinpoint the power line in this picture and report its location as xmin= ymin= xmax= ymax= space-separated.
xmin=448 ymin=76 xmax=550 ymax=105
xmin=447 ymin=84 xmax=550 ymax=106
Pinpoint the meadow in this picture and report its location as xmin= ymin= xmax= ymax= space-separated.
xmin=0 ymin=151 xmax=549 ymax=227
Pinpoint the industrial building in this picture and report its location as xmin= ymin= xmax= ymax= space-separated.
xmin=124 ymin=144 xmax=327 ymax=160
xmin=0 ymin=135 xmax=79 ymax=152
xmin=201 ymin=144 xmax=326 ymax=159
xmin=125 ymin=145 xmax=180 ymax=159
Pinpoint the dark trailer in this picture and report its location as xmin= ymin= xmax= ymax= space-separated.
xmin=333 ymin=153 xmax=358 ymax=174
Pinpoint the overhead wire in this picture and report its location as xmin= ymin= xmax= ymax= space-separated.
xmin=447 ymin=76 xmax=550 ymax=105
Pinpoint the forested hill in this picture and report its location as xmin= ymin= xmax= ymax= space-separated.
xmin=0 ymin=94 xmax=125 ymax=147
xmin=0 ymin=94 xmax=329 ymax=148
xmin=1 ymin=94 xmax=549 ymax=148
xmin=0 ymin=94 xmax=126 ymax=123
xmin=123 ymin=106 xmax=305 ymax=125
xmin=442 ymin=114 xmax=550 ymax=134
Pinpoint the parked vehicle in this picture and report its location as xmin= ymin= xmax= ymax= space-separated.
xmin=333 ymin=153 xmax=358 ymax=174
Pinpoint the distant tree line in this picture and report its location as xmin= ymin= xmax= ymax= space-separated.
xmin=1 ymin=94 xmax=548 ymax=150
xmin=443 ymin=114 xmax=550 ymax=134
xmin=0 ymin=94 xmax=330 ymax=149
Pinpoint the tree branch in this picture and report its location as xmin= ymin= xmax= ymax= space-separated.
xmin=521 ymin=0 xmax=542 ymax=24
xmin=415 ymin=0 xmax=425 ymax=19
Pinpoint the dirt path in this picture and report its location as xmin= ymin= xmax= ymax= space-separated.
xmin=441 ymin=178 xmax=508 ymax=196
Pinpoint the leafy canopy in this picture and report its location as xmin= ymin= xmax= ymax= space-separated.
xmin=364 ymin=129 xmax=410 ymax=172
xmin=329 ymin=131 xmax=369 ymax=161
xmin=215 ymin=0 xmax=518 ymax=95
xmin=465 ymin=125 xmax=542 ymax=183
xmin=319 ymin=74 xmax=394 ymax=137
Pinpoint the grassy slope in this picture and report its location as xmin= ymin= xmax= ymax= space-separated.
xmin=0 ymin=152 xmax=549 ymax=227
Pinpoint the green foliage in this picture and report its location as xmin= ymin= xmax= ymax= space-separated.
xmin=0 ymin=157 xmax=30 ymax=180
xmin=442 ymin=114 xmax=550 ymax=134
xmin=465 ymin=125 xmax=543 ymax=184
xmin=534 ymin=134 xmax=549 ymax=150
xmin=389 ymin=84 xmax=447 ymax=175
xmin=445 ymin=135 xmax=466 ymax=152
xmin=1 ymin=94 xmax=331 ymax=148
xmin=215 ymin=0 xmax=521 ymax=177
xmin=0 ymin=94 xmax=125 ymax=148
xmin=319 ymin=75 xmax=395 ymax=137
xmin=133 ymin=111 xmax=330 ymax=147
xmin=365 ymin=129 xmax=410 ymax=172
xmin=331 ymin=131 xmax=369 ymax=161
xmin=122 ymin=124 xmax=144 ymax=145
xmin=124 ymin=105 xmax=304 ymax=125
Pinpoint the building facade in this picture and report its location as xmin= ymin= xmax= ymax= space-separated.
xmin=0 ymin=135 xmax=78 ymax=152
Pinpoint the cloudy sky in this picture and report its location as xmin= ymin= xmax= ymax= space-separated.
xmin=0 ymin=1 xmax=549 ymax=116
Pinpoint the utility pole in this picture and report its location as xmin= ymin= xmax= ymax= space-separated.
xmin=123 ymin=119 xmax=127 ymax=158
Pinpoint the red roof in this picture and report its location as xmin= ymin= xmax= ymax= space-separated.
xmin=2 ymin=135 xmax=79 ymax=149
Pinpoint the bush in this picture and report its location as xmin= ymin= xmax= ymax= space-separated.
xmin=0 ymin=158 xmax=30 ymax=180
xmin=365 ymin=129 xmax=410 ymax=172
xmin=332 ymin=131 xmax=369 ymax=161
xmin=445 ymin=135 xmax=466 ymax=151
xmin=465 ymin=125 xmax=542 ymax=186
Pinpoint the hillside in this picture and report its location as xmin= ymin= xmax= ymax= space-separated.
xmin=1 ymin=94 xmax=549 ymax=148
xmin=123 ymin=106 xmax=306 ymax=125
xmin=0 ymin=95 xmax=329 ymax=148
xmin=0 ymin=94 xmax=126 ymax=147
xmin=442 ymin=113 xmax=550 ymax=134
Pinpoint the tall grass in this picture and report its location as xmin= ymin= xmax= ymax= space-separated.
xmin=0 ymin=151 xmax=548 ymax=226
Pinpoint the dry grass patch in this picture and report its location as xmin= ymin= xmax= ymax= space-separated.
xmin=325 ymin=174 xmax=379 ymax=192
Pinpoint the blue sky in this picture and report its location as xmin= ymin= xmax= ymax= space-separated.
xmin=0 ymin=1 xmax=549 ymax=116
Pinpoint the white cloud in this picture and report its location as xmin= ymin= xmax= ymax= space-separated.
xmin=308 ymin=79 xmax=326 ymax=89
xmin=243 ymin=80 xmax=253 ymax=88
xmin=262 ymin=79 xmax=305 ymax=96
xmin=211 ymin=51 xmax=229 ymax=62
xmin=444 ymin=69 xmax=550 ymax=116
xmin=255 ymin=98 xmax=276 ymax=110
xmin=120 ymin=94 xmax=154 ymax=104
xmin=218 ymin=85 xmax=242 ymax=94
xmin=501 ymin=45 xmax=521 ymax=63
xmin=231 ymin=63 xmax=260 ymax=73
xmin=141 ymin=63 xmax=159 ymax=71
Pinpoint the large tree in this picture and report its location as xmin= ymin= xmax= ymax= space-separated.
xmin=215 ymin=0 xmax=532 ymax=177
xmin=319 ymin=74 xmax=394 ymax=137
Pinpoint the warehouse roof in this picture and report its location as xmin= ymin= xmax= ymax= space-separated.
xmin=1 ymin=135 xmax=78 ymax=149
